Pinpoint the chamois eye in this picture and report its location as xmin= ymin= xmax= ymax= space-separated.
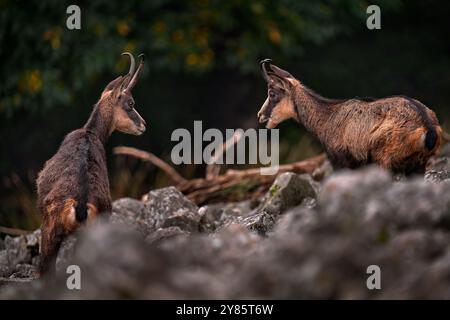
xmin=128 ymin=100 xmax=134 ymax=109
xmin=269 ymin=91 xmax=276 ymax=100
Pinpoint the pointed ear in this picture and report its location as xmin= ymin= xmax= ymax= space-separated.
xmin=270 ymin=64 xmax=294 ymax=79
xmin=261 ymin=60 xmax=295 ymax=90
xmin=268 ymin=74 xmax=289 ymax=90
xmin=269 ymin=64 xmax=297 ymax=89
xmin=267 ymin=72 xmax=294 ymax=91
xmin=100 ymin=76 xmax=127 ymax=101
xmin=103 ymin=76 xmax=124 ymax=92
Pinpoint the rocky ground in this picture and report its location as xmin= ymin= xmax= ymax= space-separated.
xmin=2 ymin=147 xmax=450 ymax=299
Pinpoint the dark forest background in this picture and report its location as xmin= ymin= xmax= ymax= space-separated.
xmin=1 ymin=0 xmax=449 ymax=229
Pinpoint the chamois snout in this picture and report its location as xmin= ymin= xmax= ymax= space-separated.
xmin=132 ymin=110 xmax=146 ymax=135
xmin=114 ymin=104 xmax=146 ymax=135
xmin=257 ymin=97 xmax=271 ymax=124
xmin=258 ymin=95 xmax=295 ymax=129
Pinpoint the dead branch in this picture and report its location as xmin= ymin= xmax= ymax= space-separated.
xmin=179 ymin=153 xmax=326 ymax=204
xmin=114 ymin=145 xmax=326 ymax=205
xmin=113 ymin=146 xmax=187 ymax=184
xmin=206 ymin=131 xmax=243 ymax=179
xmin=0 ymin=226 xmax=31 ymax=236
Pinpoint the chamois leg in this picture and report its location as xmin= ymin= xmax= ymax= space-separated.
xmin=39 ymin=220 xmax=63 ymax=276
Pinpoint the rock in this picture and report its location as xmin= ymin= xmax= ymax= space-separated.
xmin=198 ymin=201 xmax=253 ymax=232
xmin=112 ymin=188 xmax=201 ymax=236
xmin=111 ymin=197 xmax=148 ymax=235
xmin=312 ymin=159 xmax=333 ymax=181
xmin=320 ymin=166 xmax=450 ymax=230
xmin=0 ymin=229 xmax=40 ymax=278
xmin=142 ymin=187 xmax=200 ymax=233
xmin=0 ymin=250 xmax=11 ymax=277
xmin=240 ymin=212 xmax=276 ymax=235
xmin=55 ymin=234 xmax=77 ymax=272
xmin=25 ymin=229 xmax=41 ymax=248
xmin=145 ymin=226 xmax=188 ymax=245
xmin=199 ymin=200 xmax=279 ymax=235
xmin=5 ymin=166 xmax=450 ymax=299
xmin=425 ymin=156 xmax=450 ymax=182
xmin=43 ymin=220 xmax=170 ymax=299
xmin=274 ymin=206 xmax=316 ymax=235
xmin=425 ymin=169 xmax=450 ymax=183
xmin=428 ymin=156 xmax=450 ymax=171
xmin=1 ymin=237 xmax=31 ymax=277
xmin=319 ymin=166 xmax=392 ymax=212
xmin=438 ymin=143 xmax=450 ymax=158
xmin=9 ymin=264 xmax=37 ymax=279
xmin=209 ymin=224 xmax=261 ymax=262
xmin=258 ymin=172 xmax=317 ymax=216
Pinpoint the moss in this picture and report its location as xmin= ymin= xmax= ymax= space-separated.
xmin=269 ymin=184 xmax=280 ymax=197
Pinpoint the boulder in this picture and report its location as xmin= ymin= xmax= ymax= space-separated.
xmin=4 ymin=165 xmax=450 ymax=299
xmin=425 ymin=156 xmax=450 ymax=183
xmin=142 ymin=187 xmax=200 ymax=233
xmin=112 ymin=187 xmax=200 ymax=236
xmin=258 ymin=172 xmax=317 ymax=216
xmin=319 ymin=166 xmax=450 ymax=230
xmin=198 ymin=201 xmax=253 ymax=232
xmin=0 ymin=229 xmax=40 ymax=278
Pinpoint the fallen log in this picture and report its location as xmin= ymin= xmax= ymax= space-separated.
xmin=179 ymin=154 xmax=326 ymax=204
xmin=114 ymin=146 xmax=326 ymax=205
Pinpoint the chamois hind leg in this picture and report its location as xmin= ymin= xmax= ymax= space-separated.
xmin=39 ymin=219 xmax=63 ymax=276
xmin=38 ymin=199 xmax=74 ymax=276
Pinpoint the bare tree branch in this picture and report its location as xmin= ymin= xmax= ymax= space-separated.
xmin=113 ymin=146 xmax=187 ymax=185
xmin=0 ymin=226 xmax=31 ymax=236
xmin=206 ymin=131 xmax=243 ymax=179
xmin=180 ymin=153 xmax=326 ymax=204
xmin=114 ymin=145 xmax=326 ymax=205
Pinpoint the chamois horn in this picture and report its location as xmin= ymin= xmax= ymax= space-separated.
xmin=126 ymin=54 xmax=145 ymax=91
xmin=260 ymin=58 xmax=272 ymax=83
xmin=121 ymin=52 xmax=135 ymax=78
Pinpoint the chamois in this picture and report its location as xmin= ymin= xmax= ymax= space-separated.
xmin=36 ymin=52 xmax=146 ymax=275
xmin=257 ymin=59 xmax=442 ymax=174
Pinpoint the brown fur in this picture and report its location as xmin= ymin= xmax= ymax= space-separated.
xmin=36 ymin=53 xmax=145 ymax=276
xmin=258 ymin=61 xmax=442 ymax=175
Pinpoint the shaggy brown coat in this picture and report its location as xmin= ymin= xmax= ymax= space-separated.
xmin=257 ymin=60 xmax=441 ymax=174
xmin=36 ymin=53 xmax=146 ymax=275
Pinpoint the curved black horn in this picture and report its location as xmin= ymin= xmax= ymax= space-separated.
xmin=126 ymin=54 xmax=145 ymax=91
xmin=121 ymin=52 xmax=135 ymax=77
xmin=260 ymin=58 xmax=272 ymax=82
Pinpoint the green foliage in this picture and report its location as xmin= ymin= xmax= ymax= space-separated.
xmin=0 ymin=0 xmax=401 ymax=116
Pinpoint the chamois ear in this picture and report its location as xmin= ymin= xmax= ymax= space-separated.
xmin=260 ymin=59 xmax=294 ymax=90
xmin=99 ymin=76 xmax=124 ymax=100
xmin=270 ymin=64 xmax=293 ymax=79
xmin=270 ymin=75 xmax=289 ymax=91
xmin=269 ymin=64 xmax=297 ymax=90
xmin=103 ymin=77 xmax=123 ymax=92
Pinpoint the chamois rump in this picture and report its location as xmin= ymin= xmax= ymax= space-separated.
xmin=36 ymin=53 xmax=146 ymax=275
xmin=257 ymin=59 xmax=442 ymax=175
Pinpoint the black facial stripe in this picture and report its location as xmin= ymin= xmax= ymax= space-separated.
xmin=127 ymin=109 xmax=141 ymax=125
xmin=264 ymin=101 xmax=276 ymax=117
